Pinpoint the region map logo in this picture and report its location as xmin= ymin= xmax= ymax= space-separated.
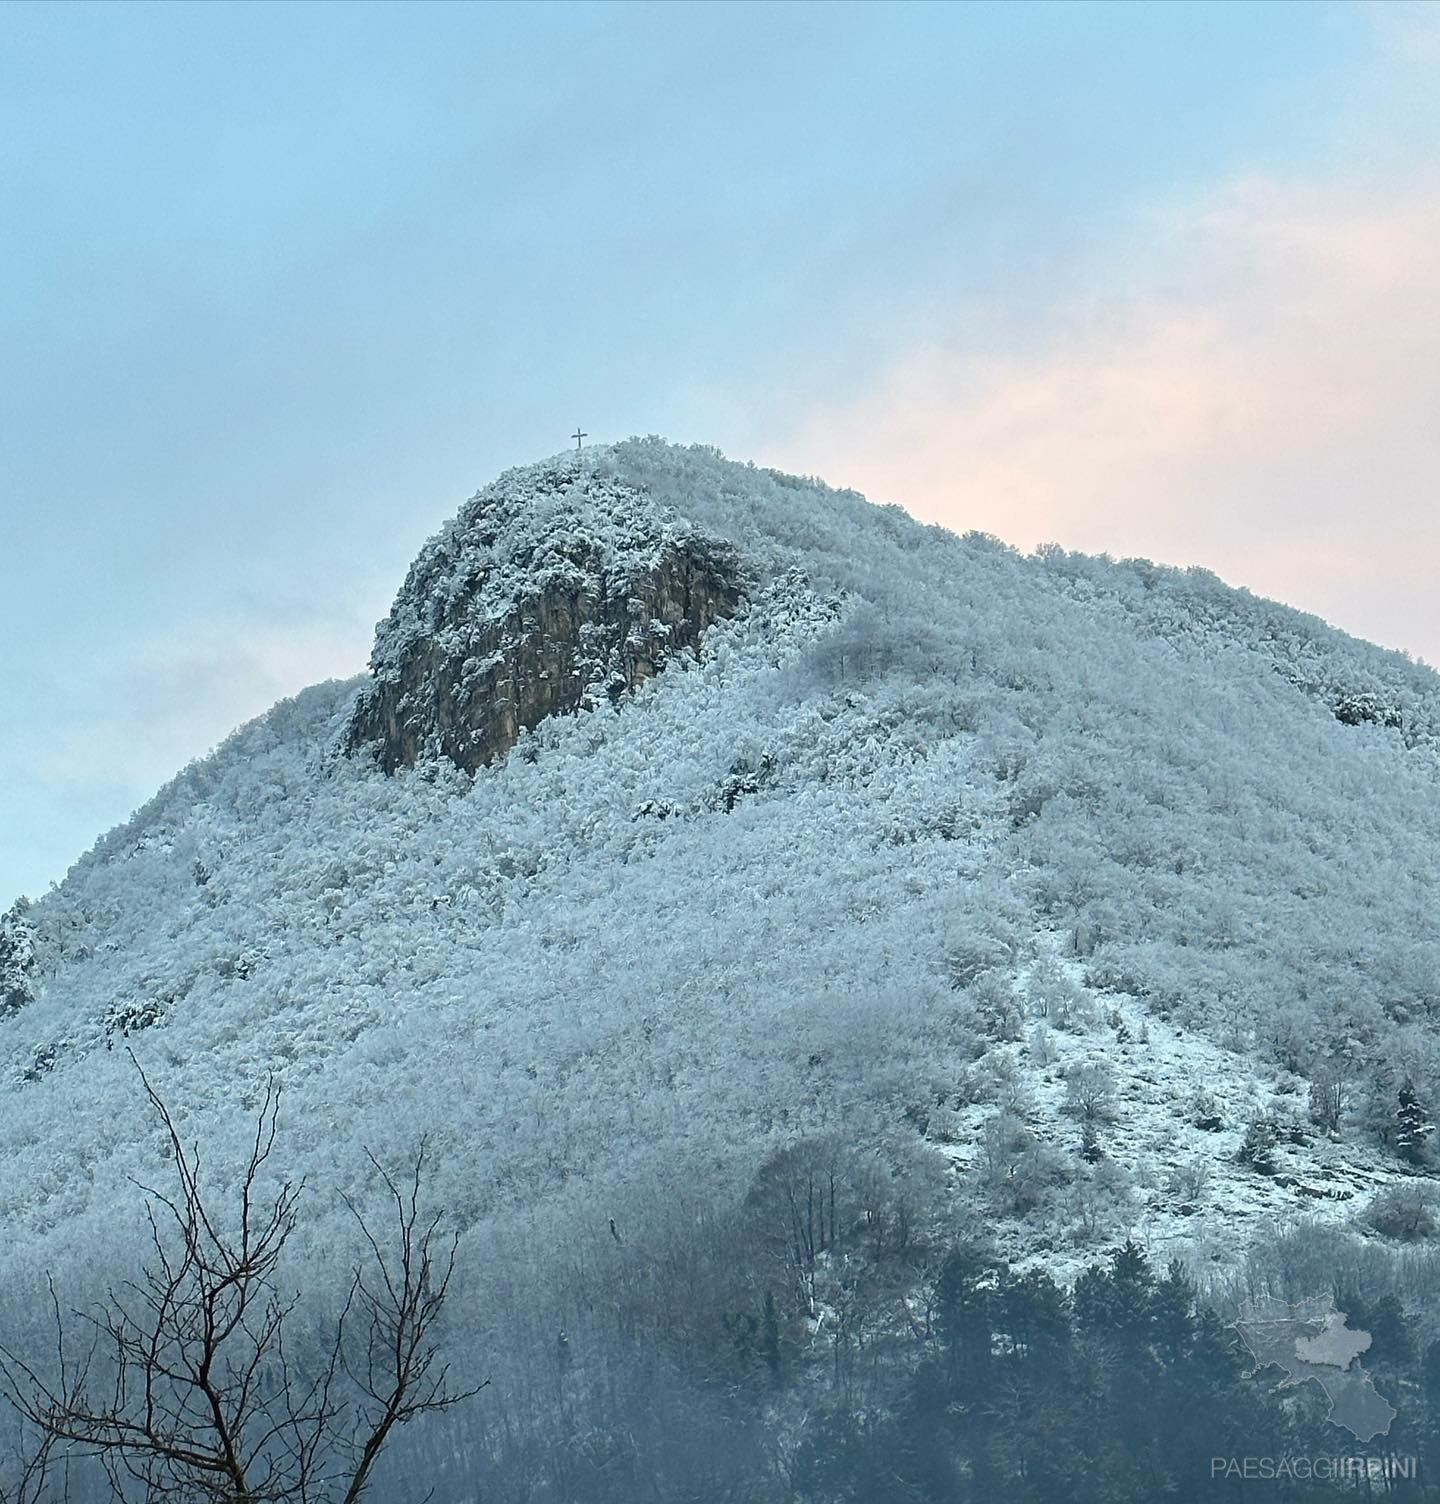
xmin=1233 ymin=1293 xmax=1396 ymax=1443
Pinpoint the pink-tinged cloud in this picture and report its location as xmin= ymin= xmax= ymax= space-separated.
xmin=766 ymin=172 xmax=1440 ymax=665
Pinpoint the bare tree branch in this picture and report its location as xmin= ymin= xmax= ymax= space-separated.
xmin=0 ymin=1062 xmax=481 ymax=1503
xmin=335 ymin=1140 xmax=487 ymax=1504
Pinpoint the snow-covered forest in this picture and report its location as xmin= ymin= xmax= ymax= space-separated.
xmin=4 ymin=439 xmax=1440 ymax=1500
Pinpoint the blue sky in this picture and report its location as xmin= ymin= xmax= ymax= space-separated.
xmin=3 ymin=0 xmax=1437 ymax=902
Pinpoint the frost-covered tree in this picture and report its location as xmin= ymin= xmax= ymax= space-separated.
xmin=1064 ymin=1061 xmax=1116 ymax=1123
xmin=1363 ymin=1184 xmax=1439 ymax=1242
xmin=1025 ymin=955 xmax=1079 ymax=1022
xmin=0 ymin=900 xmax=35 ymax=1017
xmin=1308 ymin=1068 xmax=1345 ymax=1136
xmin=971 ymin=970 xmax=1025 ymax=1042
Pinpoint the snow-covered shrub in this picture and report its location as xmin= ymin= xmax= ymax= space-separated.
xmin=981 ymin=1110 xmax=1070 ymax=1218
xmin=1267 ymin=1101 xmax=1312 ymax=1147
xmin=1188 ymin=1089 xmax=1224 ymax=1132
xmin=924 ymin=1101 xmax=966 ymax=1144
xmin=1363 ymin=1184 xmax=1440 ymax=1243
xmin=1050 ymin=986 xmax=1101 ymax=1035
xmin=1063 ymin=1062 xmax=1117 ymax=1123
xmin=1237 ymin=1117 xmax=1279 ymax=1176
xmin=947 ymin=935 xmax=1015 ymax=991
xmin=971 ymin=971 xmax=1025 ymax=1042
xmin=1068 ymin=1159 xmax=1134 ymax=1241
xmin=1166 ymin=1157 xmax=1211 ymax=1205
xmin=950 ymin=1065 xmax=994 ymax=1109
xmin=1027 ymin=1022 xmax=1059 ymax=1067
xmin=1025 ymin=955 xmax=1080 ymax=1021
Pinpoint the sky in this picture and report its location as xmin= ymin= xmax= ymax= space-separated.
xmin=3 ymin=0 xmax=1438 ymax=903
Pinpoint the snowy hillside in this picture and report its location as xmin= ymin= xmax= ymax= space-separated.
xmin=5 ymin=438 xmax=1440 ymax=1500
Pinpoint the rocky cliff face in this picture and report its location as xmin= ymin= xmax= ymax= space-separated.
xmin=347 ymin=459 xmax=744 ymax=773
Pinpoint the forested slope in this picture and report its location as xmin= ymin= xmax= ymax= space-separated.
xmin=4 ymin=439 xmax=1439 ymax=1500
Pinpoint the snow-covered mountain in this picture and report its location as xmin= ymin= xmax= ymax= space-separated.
xmin=6 ymin=437 xmax=1440 ymax=1499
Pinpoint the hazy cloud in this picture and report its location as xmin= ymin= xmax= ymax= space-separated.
xmin=38 ymin=618 xmax=368 ymax=794
xmin=767 ymin=168 xmax=1440 ymax=664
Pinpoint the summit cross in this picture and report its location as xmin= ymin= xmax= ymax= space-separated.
xmin=572 ymin=428 xmax=587 ymax=452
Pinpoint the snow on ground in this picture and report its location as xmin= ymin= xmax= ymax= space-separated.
xmin=934 ymin=942 xmax=1430 ymax=1284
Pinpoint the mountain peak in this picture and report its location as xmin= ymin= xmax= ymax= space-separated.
xmin=346 ymin=447 xmax=745 ymax=772
xmin=11 ymin=439 xmax=1440 ymax=1443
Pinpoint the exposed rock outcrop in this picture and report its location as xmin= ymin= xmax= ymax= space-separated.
xmin=347 ymin=460 xmax=744 ymax=773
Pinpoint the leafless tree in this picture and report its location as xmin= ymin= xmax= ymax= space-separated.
xmin=0 ymin=1403 xmax=64 ymax=1504
xmin=1308 ymin=1066 xmax=1346 ymax=1136
xmin=745 ymin=1138 xmax=845 ymax=1316
xmin=333 ymin=1142 xmax=482 ymax=1503
xmin=0 ymin=1060 xmax=481 ymax=1503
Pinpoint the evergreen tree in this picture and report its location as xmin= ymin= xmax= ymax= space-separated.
xmin=761 ymin=1288 xmax=781 ymax=1383
xmin=996 ymin=1267 xmax=1070 ymax=1358
xmin=1421 ymin=1340 xmax=1440 ymax=1489
xmin=0 ymin=899 xmax=35 ymax=1017
xmin=1396 ymin=1081 xmax=1434 ymax=1165
xmin=934 ymin=1244 xmax=1001 ymax=1494
xmin=935 ymin=1244 xmax=998 ymax=1395
xmin=1073 ymin=1239 xmax=1155 ymax=1347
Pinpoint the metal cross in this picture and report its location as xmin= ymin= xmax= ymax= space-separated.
xmin=572 ymin=428 xmax=587 ymax=452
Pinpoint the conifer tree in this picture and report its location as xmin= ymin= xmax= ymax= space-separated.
xmin=761 ymin=1290 xmax=781 ymax=1383
xmin=0 ymin=900 xmax=35 ymax=1017
xmin=1396 ymin=1081 xmax=1434 ymax=1164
